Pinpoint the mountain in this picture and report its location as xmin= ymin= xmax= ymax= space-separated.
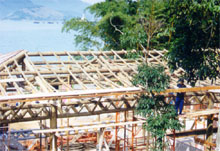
xmin=4 ymin=6 xmax=64 ymax=20
xmin=31 ymin=0 xmax=91 ymax=20
xmin=0 ymin=0 xmax=36 ymax=19
xmin=0 ymin=0 xmax=84 ymax=21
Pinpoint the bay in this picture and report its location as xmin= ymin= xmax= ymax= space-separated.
xmin=0 ymin=20 xmax=77 ymax=54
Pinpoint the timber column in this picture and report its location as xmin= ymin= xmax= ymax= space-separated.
xmin=50 ymin=104 xmax=57 ymax=151
xmin=206 ymin=93 xmax=214 ymax=151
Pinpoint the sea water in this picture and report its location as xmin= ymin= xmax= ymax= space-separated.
xmin=0 ymin=20 xmax=77 ymax=54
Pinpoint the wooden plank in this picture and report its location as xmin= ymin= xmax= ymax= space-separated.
xmin=0 ymin=68 xmax=134 ymax=76
xmin=32 ymin=59 xmax=137 ymax=65
xmin=167 ymin=127 xmax=218 ymax=138
xmin=32 ymin=120 xmax=145 ymax=134
xmin=194 ymin=136 xmax=216 ymax=147
xmin=164 ymin=86 xmax=220 ymax=93
xmin=0 ymin=78 xmax=24 ymax=83
xmin=0 ymin=87 xmax=141 ymax=102
xmin=0 ymin=84 xmax=7 ymax=95
xmin=209 ymin=89 xmax=220 ymax=93
xmin=28 ymin=50 xmax=127 ymax=57
xmin=179 ymin=109 xmax=219 ymax=119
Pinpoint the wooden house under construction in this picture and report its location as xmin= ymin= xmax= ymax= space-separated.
xmin=0 ymin=49 xmax=220 ymax=151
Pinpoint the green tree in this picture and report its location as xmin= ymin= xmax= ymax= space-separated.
xmin=166 ymin=0 xmax=220 ymax=85
xmin=62 ymin=0 xmax=169 ymax=53
xmin=132 ymin=64 xmax=182 ymax=150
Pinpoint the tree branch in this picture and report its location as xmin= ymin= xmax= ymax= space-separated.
xmin=109 ymin=18 xmax=124 ymax=35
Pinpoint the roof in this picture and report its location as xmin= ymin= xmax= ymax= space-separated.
xmin=0 ymin=49 xmax=219 ymax=100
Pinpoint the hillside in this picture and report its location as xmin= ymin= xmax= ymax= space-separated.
xmin=4 ymin=6 xmax=64 ymax=21
xmin=0 ymin=0 xmax=36 ymax=19
xmin=0 ymin=0 xmax=85 ymax=21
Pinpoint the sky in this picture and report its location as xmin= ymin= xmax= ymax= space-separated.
xmin=81 ymin=0 xmax=105 ymax=4
xmin=32 ymin=0 xmax=105 ymax=10
xmin=31 ymin=0 xmax=105 ymax=19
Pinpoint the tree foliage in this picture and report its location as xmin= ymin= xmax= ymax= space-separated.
xmin=62 ymin=0 xmax=169 ymax=51
xmin=132 ymin=64 xmax=170 ymax=93
xmin=62 ymin=18 xmax=101 ymax=51
xmin=166 ymin=0 xmax=220 ymax=85
xmin=132 ymin=64 xmax=182 ymax=150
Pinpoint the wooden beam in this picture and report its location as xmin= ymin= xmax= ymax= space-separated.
xmin=32 ymin=120 xmax=145 ymax=134
xmin=194 ymin=136 xmax=216 ymax=147
xmin=0 ymin=78 xmax=24 ymax=83
xmin=27 ymin=50 xmax=127 ymax=57
xmin=32 ymin=59 xmax=137 ymax=65
xmin=0 ymin=87 xmax=141 ymax=102
xmin=167 ymin=127 xmax=218 ymax=138
xmin=179 ymin=109 xmax=219 ymax=119
xmin=0 ymin=96 xmax=135 ymax=111
xmin=0 ymin=107 xmax=136 ymax=124
xmin=50 ymin=105 xmax=58 ymax=151
xmin=206 ymin=114 xmax=214 ymax=151
xmin=164 ymin=86 xmax=220 ymax=93
xmin=0 ymin=68 xmax=134 ymax=76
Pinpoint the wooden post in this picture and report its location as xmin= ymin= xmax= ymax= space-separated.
xmin=195 ymin=118 xmax=197 ymax=149
xmin=115 ymin=95 xmax=120 ymax=151
xmin=115 ymin=112 xmax=119 ymax=151
xmin=124 ymin=111 xmax=127 ymax=151
xmin=131 ymin=111 xmax=134 ymax=151
xmin=67 ymin=118 xmax=69 ymax=151
xmin=173 ymin=129 xmax=175 ymax=151
xmin=206 ymin=114 xmax=214 ymax=151
xmin=216 ymin=109 xmax=220 ymax=151
xmin=143 ymin=124 xmax=146 ymax=145
xmin=146 ymin=130 xmax=150 ymax=151
xmin=67 ymin=74 xmax=70 ymax=151
xmin=50 ymin=105 xmax=57 ymax=151
xmin=98 ymin=128 xmax=105 ymax=151
xmin=97 ymin=115 xmax=101 ymax=144
xmin=40 ymin=118 xmax=42 ymax=151
xmin=206 ymin=93 xmax=214 ymax=151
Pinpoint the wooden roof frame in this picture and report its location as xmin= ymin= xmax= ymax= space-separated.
xmin=0 ymin=49 xmax=220 ymax=102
